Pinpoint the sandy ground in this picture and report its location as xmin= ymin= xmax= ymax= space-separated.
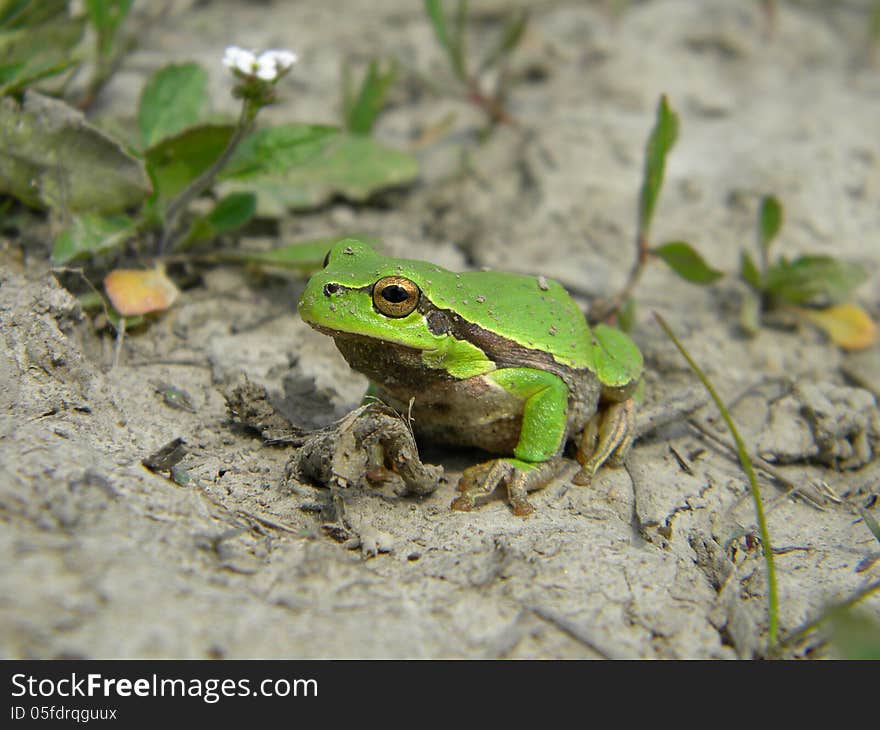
xmin=1 ymin=0 xmax=879 ymax=659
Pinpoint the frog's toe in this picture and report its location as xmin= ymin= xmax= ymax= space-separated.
xmin=575 ymin=398 xmax=635 ymax=484
xmin=450 ymin=494 xmax=475 ymax=512
xmin=451 ymin=459 xmax=515 ymax=512
xmin=451 ymin=457 xmax=566 ymax=514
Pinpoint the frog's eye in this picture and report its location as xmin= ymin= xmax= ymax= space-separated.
xmin=322 ymin=250 xmax=332 ymax=268
xmin=372 ymin=276 xmax=420 ymax=318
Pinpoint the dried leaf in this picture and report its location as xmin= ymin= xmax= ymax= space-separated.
xmin=796 ymin=304 xmax=877 ymax=351
xmin=104 ymin=266 xmax=179 ymax=316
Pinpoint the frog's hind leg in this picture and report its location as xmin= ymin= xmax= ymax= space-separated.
xmin=572 ymin=398 xmax=635 ymax=485
xmin=451 ymin=457 xmax=567 ymax=516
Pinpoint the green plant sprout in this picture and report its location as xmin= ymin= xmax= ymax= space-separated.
xmin=0 ymin=1 xmax=134 ymax=103
xmin=80 ymin=0 xmax=134 ymax=109
xmin=157 ymin=46 xmax=297 ymax=253
xmin=591 ymin=94 xmax=722 ymax=324
xmin=423 ymin=0 xmax=528 ymax=128
xmin=739 ymin=195 xmax=874 ymax=349
xmin=0 ymin=8 xmax=421 ymax=328
xmin=596 ymin=95 xmax=875 ymax=351
xmin=342 ymin=58 xmax=397 ymax=136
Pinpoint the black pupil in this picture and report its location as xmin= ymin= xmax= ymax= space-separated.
xmin=381 ymin=285 xmax=410 ymax=303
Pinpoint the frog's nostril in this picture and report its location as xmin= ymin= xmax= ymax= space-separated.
xmin=323 ymin=283 xmax=341 ymax=296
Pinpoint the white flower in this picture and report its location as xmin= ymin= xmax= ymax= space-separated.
xmin=223 ymin=45 xmax=297 ymax=82
xmin=223 ymin=46 xmax=257 ymax=74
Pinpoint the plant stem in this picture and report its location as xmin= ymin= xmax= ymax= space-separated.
xmin=590 ymin=231 xmax=650 ymax=323
xmin=653 ymin=311 xmax=779 ymax=650
xmin=158 ymin=97 xmax=258 ymax=254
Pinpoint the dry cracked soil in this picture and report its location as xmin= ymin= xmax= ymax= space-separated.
xmin=1 ymin=0 xmax=879 ymax=659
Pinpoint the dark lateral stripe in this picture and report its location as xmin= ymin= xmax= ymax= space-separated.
xmin=417 ymin=296 xmax=580 ymax=381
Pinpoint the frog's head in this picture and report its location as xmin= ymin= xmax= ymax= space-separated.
xmin=298 ymin=238 xmax=444 ymax=352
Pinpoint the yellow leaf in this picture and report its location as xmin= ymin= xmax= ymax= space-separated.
xmin=103 ymin=266 xmax=179 ymax=316
xmin=796 ymin=304 xmax=877 ymax=351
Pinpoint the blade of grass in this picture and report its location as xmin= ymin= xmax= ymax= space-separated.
xmin=654 ymin=311 xmax=778 ymax=649
xmin=424 ymin=0 xmax=466 ymax=81
xmin=638 ymin=94 xmax=678 ymax=242
xmin=453 ymin=0 xmax=468 ymax=78
xmin=757 ymin=195 xmax=782 ymax=272
xmin=479 ymin=9 xmax=528 ymax=74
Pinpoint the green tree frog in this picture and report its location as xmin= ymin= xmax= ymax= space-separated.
xmin=298 ymin=239 xmax=643 ymax=515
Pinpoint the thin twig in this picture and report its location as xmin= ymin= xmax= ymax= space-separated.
xmin=589 ymin=231 xmax=650 ymax=324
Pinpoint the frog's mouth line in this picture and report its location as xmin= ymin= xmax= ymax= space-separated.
xmin=305 ymin=321 xmax=440 ymax=356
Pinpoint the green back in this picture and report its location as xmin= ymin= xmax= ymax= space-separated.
xmin=313 ymin=239 xmax=595 ymax=370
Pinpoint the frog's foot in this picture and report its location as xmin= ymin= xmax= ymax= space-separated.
xmin=450 ymin=457 xmax=567 ymax=516
xmin=572 ymin=398 xmax=635 ymax=486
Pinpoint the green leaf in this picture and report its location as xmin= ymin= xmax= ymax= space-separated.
xmin=180 ymin=192 xmax=256 ymax=248
xmin=871 ymin=3 xmax=880 ymax=46
xmin=829 ymin=608 xmax=880 ymax=660
xmin=84 ymin=0 xmax=132 ymax=57
xmin=764 ymin=255 xmax=868 ymax=306
xmin=222 ymin=123 xmax=336 ymax=177
xmin=0 ymin=0 xmax=67 ymax=29
xmin=653 ymin=241 xmax=723 ymax=284
xmin=453 ymin=0 xmax=468 ymax=71
xmin=0 ymin=15 xmax=85 ymax=94
xmin=425 ymin=0 xmax=452 ymax=58
xmin=144 ymin=123 xmax=235 ymax=205
xmin=425 ymin=0 xmax=466 ymax=80
xmin=616 ymin=296 xmax=636 ymax=334
xmin=218 ymin=124 xmax=419 ymax=216
xmin=0 ymin=91 xmax=151 ymax=213
xmin=52 ymin=212 xmax=136 ymax=264
xmin=758 ymin=195 xmax=782 ymax=255
xmin=0 ymin=56 xmax=76 ymax=96
xmin=84 ymin=0 xmax=132 ymax=35
xmin=138 ymin=62 xmax=209 ymax=147
xmin=740 ymin=249 xmax=762 ymax=290
xmin=343 ymin=59 xmax=396 ymax=135
xmin=217 ymin=238 xmax=339 ymax=274
xmin=479 ymin=9 xmax=528 ymax=73
xmin=208 ymin=191 xmax=255 ymax=232
xmin=638 ymin=94 xmax=679 ymax=241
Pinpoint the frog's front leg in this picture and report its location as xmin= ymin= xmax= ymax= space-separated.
xmin=572 ymin=397 xmax=635 ymax=485
xmin=450 ymin=368 xmax=569 ymax=516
